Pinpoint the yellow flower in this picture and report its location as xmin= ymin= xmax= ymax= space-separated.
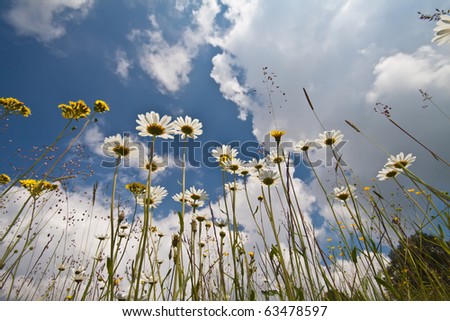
xmin=339 ymin=252 xmax=344 ymax=257
xmin=270 ymin=129 xmax=286 ymax=143
xmin=94 ymin=100 xmax=110 ymax=113
xmin=326 ymin=238 xmax=332 ymax=242
xmin=359 ymin=236 xmax=364 ymax=241
xmin=0 ymin=97 xmax=31 ymax=117
xmin=0 ymin=173 xmax=11 ymax=185
xmin=415 ymin=191 xmax=422 ymax=195
xmin=58 ymin=100 xmax=91 ymax=120
xmin=248 ymin=251 xmax=255 ymax=259
xmin=363 ymin=186 xmax=370 ymax=191
xmin=407 ymin=188 xmax=415 ymax=193
xmin=328 ymin=255 xmax=334 ymax=260
xmin=19 ymin=179 xmax=58 ymax=198
xmin=125 ymin=182 xmax=146 ymax=197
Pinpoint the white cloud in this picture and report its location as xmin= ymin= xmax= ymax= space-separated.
xmin=4 ymin=0 xmax=94 ymax=42
xmin=367 ymin=46 xmax=450 ymax=103
xmin=114 ymin=49 xmax=133 ymax=81
xmin=210 ymin=53 xmax=252 ymax=120
xmin=127 ymin=0 xmax=221 ymax=93
xmin=205 ymin=0 xmax=450 ymax=227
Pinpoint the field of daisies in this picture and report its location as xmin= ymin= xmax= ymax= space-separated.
xmin=0 ymin=93 xmax=448 ymax=302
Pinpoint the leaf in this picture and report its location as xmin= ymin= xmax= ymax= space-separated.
xmin=261 ymin=290 xmax=279 ymax=297
xmin=351 ymin=247 xmax=358 ymax=264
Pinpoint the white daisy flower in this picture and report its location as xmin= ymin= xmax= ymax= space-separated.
xmin=315 ymin=130 xmax=344 ymax=147
xmin=332 ymin=185 xmax=356 ymax=202
xmin=224 ymin=181 xmax=243 ymax=192
xmin=142 ymin=154 xmax=167 ymax=172
xmin=267 ymin=150 xmax=285 ymax=165
xmin=377 ymin=167 xmax=401 ymax=181
xmin=294 ymin=139 xmax=316 ymax=152
xmin=223 ymin=158 xmax=244 ymax=174
xmin=95 ymin=234 xmax=110 ymax=241
xmin=136 ymin=111 xmax=176 ymax=139
xmin=385 ymin=152 xmax=416 ymax=170
xmin=211 ymin=144 xmax=238 ymax=164
xmin=247 ymin=158 xmax=266 ymax=173
xmin=432 ymin=14 xmax=450 ymax=45
xmin=186 ymin=186 xmax=208 ymax=202
xmin=137 ymin=185 xmax=168 ymax=208
xmin=258 ymin=168 xmax=280 ymax=186
xmin=173 ymin=115 xmax=203 ymax=139
xmin=103 ymin=134 xmax=138 ymax=158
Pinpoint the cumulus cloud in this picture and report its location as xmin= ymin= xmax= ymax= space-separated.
xmin=127 ymin=0 xmax=220 ymax=93
xmin=114 ymin=49 xmax=133 ymax=81
xmin=4 ymin=0 xmax=94 ymax=43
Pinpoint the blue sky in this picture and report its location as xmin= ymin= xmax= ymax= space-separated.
xmin=1 ymin=0 xmax=449 ymax=270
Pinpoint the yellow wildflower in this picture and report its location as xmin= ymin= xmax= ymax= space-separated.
xmin=0 ymin=173 xmax=11 ymax=185
xmin=359 ymin=236 xmax=364 ymax=241
xmin=363 ymin=186 xmax=370 ymax=191
xmin=248 ymin=251 xmax=255 ymax=259
xmin=58 ymin=100 xmax=91 ymax=120
xmin=125 ymin=182 xmax=146 ymax=197
xmin=407 ymin=188 xmax=415 ymax=193
xmin=270 ymin=129 xmax=286 ymax=144
xmin=415 ymin=191 xmax=422 ymax=195
xmin=19 ymin=179 xmax=58 ymax=198
xmin=326 ymin=238 xmax=332 ymax=242
xmin=94 ymin=100 xmax=110 ymax=113
xmin=0 ymin=97 xmax=31 ymax=117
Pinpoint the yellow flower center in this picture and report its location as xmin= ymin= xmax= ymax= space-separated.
xmin=337 ymin=193 xmax=349 ymax=201
xmin=112 ymin=145 xmax=130 ymax=157
xmin=386 ymin=170 xmax=398 ymax=178
xmin=393 ymin=160 xmax=408 ymax=169
xmin=180 ymin=125 xmax=194 ymax=135
xmin=147 ymin=124 xmax=165 ymax=136
xmin=262 ymin=177 xmax=275 ymax=185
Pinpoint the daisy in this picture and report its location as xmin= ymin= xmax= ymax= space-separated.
xmin=211 ymin=144 xmax=238 ymax=164
xmin=141 ymin=272 xmax=158 ymax=285
xmin=294 ymin=139 xmax=316 ymax=152
xmin=136 ymin=111 xmax=175 ymax=139
xmin=137 ymin=186 xmax=168 ymax=208
xmin=213 ymin=218 xmax=229 ymax=228
xmin=173 ymin=115 xmax=203 ymax=139
xmin=332 ymin=185 xmax=356 ymax=202
xmin=143 ymin=154 xmax=167 ymax=172
xmin=432 ymin=14 xmax=450 ymax=45
xmin=224 ymin=181 xmax=243 ymax=192
xmin=247 ymin=158 xmax=265 ymax=173
xmin=223 ymin=158 xmax=244 ymax=174
xmin=385 ymin=152 xmax=416 ymax=170
xmin=238 ymin=162 xmax=251 ymax=177
xmin=103 ymin=134 xmax=138 ymax=158
xmin=267 ymin=150 xmax=285 ymax=165
xmin=315 ymin=130 xmax=344 ymax=147
xmin=172 ymin=192 xmax=186 ymax=203
xmin=258 ymin=169 xmax=280 ymax=186
xmin=95 ymin=234 xmax=110 ymax=241
xmin=377 ymin=167 xmax=401 ymax=181
xmin=186 ymin=186 xmax=209 ymax=202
